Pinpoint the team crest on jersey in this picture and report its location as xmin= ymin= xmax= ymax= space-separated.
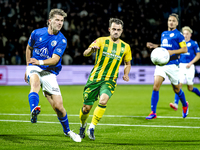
xmin=105 ymin=44 xmax=109 ymax=47
xmin=84 ymin=93 xmax=88 ymax=100
xmin=51 ymin=40 xmax=57 ymax=47
xmin=121 ymin=48 xmax=125 ymax=53
xmin=187 ymin=42 xmax=191 ymax=47
xmin=170 ymin=33 xmax=174 ymax=37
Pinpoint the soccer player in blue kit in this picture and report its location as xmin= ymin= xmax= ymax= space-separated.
xmin=146 ymin=13 xmax=189 ymax=119
xmin=24 ymin=9 xmax=81 ymax=142
xmin=170 ymin=26 xmax=200 ymax=111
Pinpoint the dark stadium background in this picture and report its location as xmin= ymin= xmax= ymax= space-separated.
xmin=0 ymin=0 xmax=200 ymax=66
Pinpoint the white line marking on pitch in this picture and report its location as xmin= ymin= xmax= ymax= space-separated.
xmin=0 ymin=119 xmax=200 ymax=129
xmin=0 ymin=113 xmax=200 ymax=119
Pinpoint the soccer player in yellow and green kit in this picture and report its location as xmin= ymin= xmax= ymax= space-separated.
xmin=79 ymin=18 xmax=132 ymax=140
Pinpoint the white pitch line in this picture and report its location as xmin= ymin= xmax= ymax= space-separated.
xmin=0 ymin=119 xmax=200 ymax=129
xmin=0 ymin=113 xmax=200 ymax=119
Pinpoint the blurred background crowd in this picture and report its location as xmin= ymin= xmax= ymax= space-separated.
xmin=0 ymin=0 xmax=200 ymax=65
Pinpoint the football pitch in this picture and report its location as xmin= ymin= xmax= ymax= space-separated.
xmin=0 ymin=84 xmax=200 ymax=150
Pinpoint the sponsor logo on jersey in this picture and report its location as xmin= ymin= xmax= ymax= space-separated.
xmin=52 ymin=87 xmax=59 ymax=92
xmin=35 ymin=47 xmax=50 ymax=58
xmin=161 ymin=39 xmax=172 ymax=47
xmin=103 ymin=51 xmax=121 ymax=60
xmin=56 ymin=48 xmax=62 ymax=53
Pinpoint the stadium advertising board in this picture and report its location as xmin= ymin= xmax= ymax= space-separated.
xmin=0 ymin=65 xmax=200 ymax=85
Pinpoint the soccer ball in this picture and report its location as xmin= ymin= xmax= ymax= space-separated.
xmin=150 ymin=47 xmax=170 ymax=66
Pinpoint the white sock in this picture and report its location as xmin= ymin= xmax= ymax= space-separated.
xmin=89 ymin=123 xmax=95 ymax=129
xmin=174 ymin=103 xmax=178 ymax=108
xmin=80 ymin=123 xmax=87 ymax=128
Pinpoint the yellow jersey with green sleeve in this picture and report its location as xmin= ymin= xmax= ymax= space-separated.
xmin=87 ymin=36 xmax=132 ymax=83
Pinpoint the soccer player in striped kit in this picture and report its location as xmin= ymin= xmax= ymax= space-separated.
xmin=146 ymin=13 xmax=189 ymax=120
xmin=170 ymin=26 xmax=200 ymax=110
xmin=25 ymin=9 xmax=81 ymax=142
xmin=79 ymin=18 xmax=132 ymax=140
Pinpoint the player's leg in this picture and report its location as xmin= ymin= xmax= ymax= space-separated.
xmin=189 ymin=85 xmax=200 ymax=96
xmin=170 ymin=83 xmax=183 ymax=111
xmin=172 ymin=84 xmax=189 ymax=118
xmin=187 ymin=65 xmax=200 ymax=97
xmin=146 ymin=66 xmax=166 ymax=120
xmin=171 ymin=64 xmax=185 ymax=110
xmin=26 ymin=66 xmax=42 ymax=123
xmin=146 ymin=75 xmax=163 ymax=120
xmin=79 ymin=104 xmax=92 ymax=139
xmin=43 ymin=73 xmax=81 ymax=142
xmin=79 ymin=82 xmax=100 ymax=139
xmin=87 ymin=81 xmax=115 ymax=140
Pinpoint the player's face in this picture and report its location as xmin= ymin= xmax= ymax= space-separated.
xmin=49 ymin=14 xmax=64 ymax=32
xmin=183 ymin=30 xmax=191 ymax=42
xmin=109 ymin=23 xmax=123 ymax=41
xmin=167 ymin=16 xmax=178 ymax=30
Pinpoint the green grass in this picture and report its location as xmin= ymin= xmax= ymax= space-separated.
xmin=0 ymin=85 xmax=200 ymax=150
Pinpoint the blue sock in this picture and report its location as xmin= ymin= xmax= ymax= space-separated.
xmin=151 ymin=90 xmax=159 ymax=113
xmin=174 ymin=93 xmax=180 ymax=105
xmin=192 ymin=87 xmax=200 ymax=96
xmin=177 ymin=89 xmax=187 ymax=107
xmin=28 ymin=92 xmax=39 ymax=112
xmin=58 ymin=114 xmax=70 ymax=133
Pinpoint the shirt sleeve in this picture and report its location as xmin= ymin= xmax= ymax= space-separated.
xmin=194 ymin=41 xmax=200 ymax=53
xmin=179 ymin=33 xmax=187 ymax=48
xmin=53 ymin=38 xmax=67 ymax=57
xmin=124 ymin=44 xmax=132 ymax=62
xmin=89 ymin=38 xmax=101 ymax=48
xmin=28 ymin=30 xmax=36 ymax=47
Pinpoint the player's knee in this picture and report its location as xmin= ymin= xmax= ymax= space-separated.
xmin=153 ymin=85 xmax=159 ymax=91
xmin=82 ymin=105 xmax=91 ymax=114
xmin=188 ymin=87 xmax=193 ymax=91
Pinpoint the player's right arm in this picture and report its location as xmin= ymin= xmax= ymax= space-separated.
xmin=26 ymin=44 xmax=33 ymax=66
xmin=146 ymin=42 xmax=160 ymax=49
xmin=83 ymin=46 xmax=99 ymax=57
xmin=24 ymin=44 xmax=33 ymax=83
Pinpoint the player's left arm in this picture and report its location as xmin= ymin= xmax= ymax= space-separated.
xmin=123 ymin=61 xmax=131 ymax=82
xmin=186 ymin=53 xmax=200 ymax=68
xmin=123 ymin=44 xmax=132 ymax=82
xmin=28 ymin=54 xmax=61 ymax=65
xmin=168 ymin=40 xmax=188 ymax=56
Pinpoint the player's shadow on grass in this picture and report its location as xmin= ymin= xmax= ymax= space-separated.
xmin=0 ymin=134 xmax=70 ymax=143
xmin=103 ymin=139 xmax=200 ymax=146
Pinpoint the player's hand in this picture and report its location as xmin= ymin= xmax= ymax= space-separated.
xmin=28 ymin=58 xmax=39 ymax=65
xmin=167 ymin=50 xmax=173 ymax=56
xmin=186 ymin=63 xmax=192 ymax=68
xmin=24 ymin=72 xmax=28 ymax=83
xmin=146 ymin=42 xmax=154 ymax=49
xmin=123 ymin=74 xmax=129 ymax=82
xmin=90 ymin=46 xmax=99 ymax=53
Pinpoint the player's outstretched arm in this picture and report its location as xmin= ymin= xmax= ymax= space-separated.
xmin=83 ymin=46 xmax=99 ymax=57
xmin=146 ymin=42 xmax=160 ymax=49
xmin=123 ymin=61 xmax=131 ymax=82
xmin=168 ymin=46 xmax=187 ymax=56
xmin=187 ymin=53 xmax=200 ymax=68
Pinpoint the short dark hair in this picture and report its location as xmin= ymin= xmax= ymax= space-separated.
xmin=109 ymin=18 xmax=124 ymax=28
xmin=169 ymin=13 xmax=179 ymax=21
